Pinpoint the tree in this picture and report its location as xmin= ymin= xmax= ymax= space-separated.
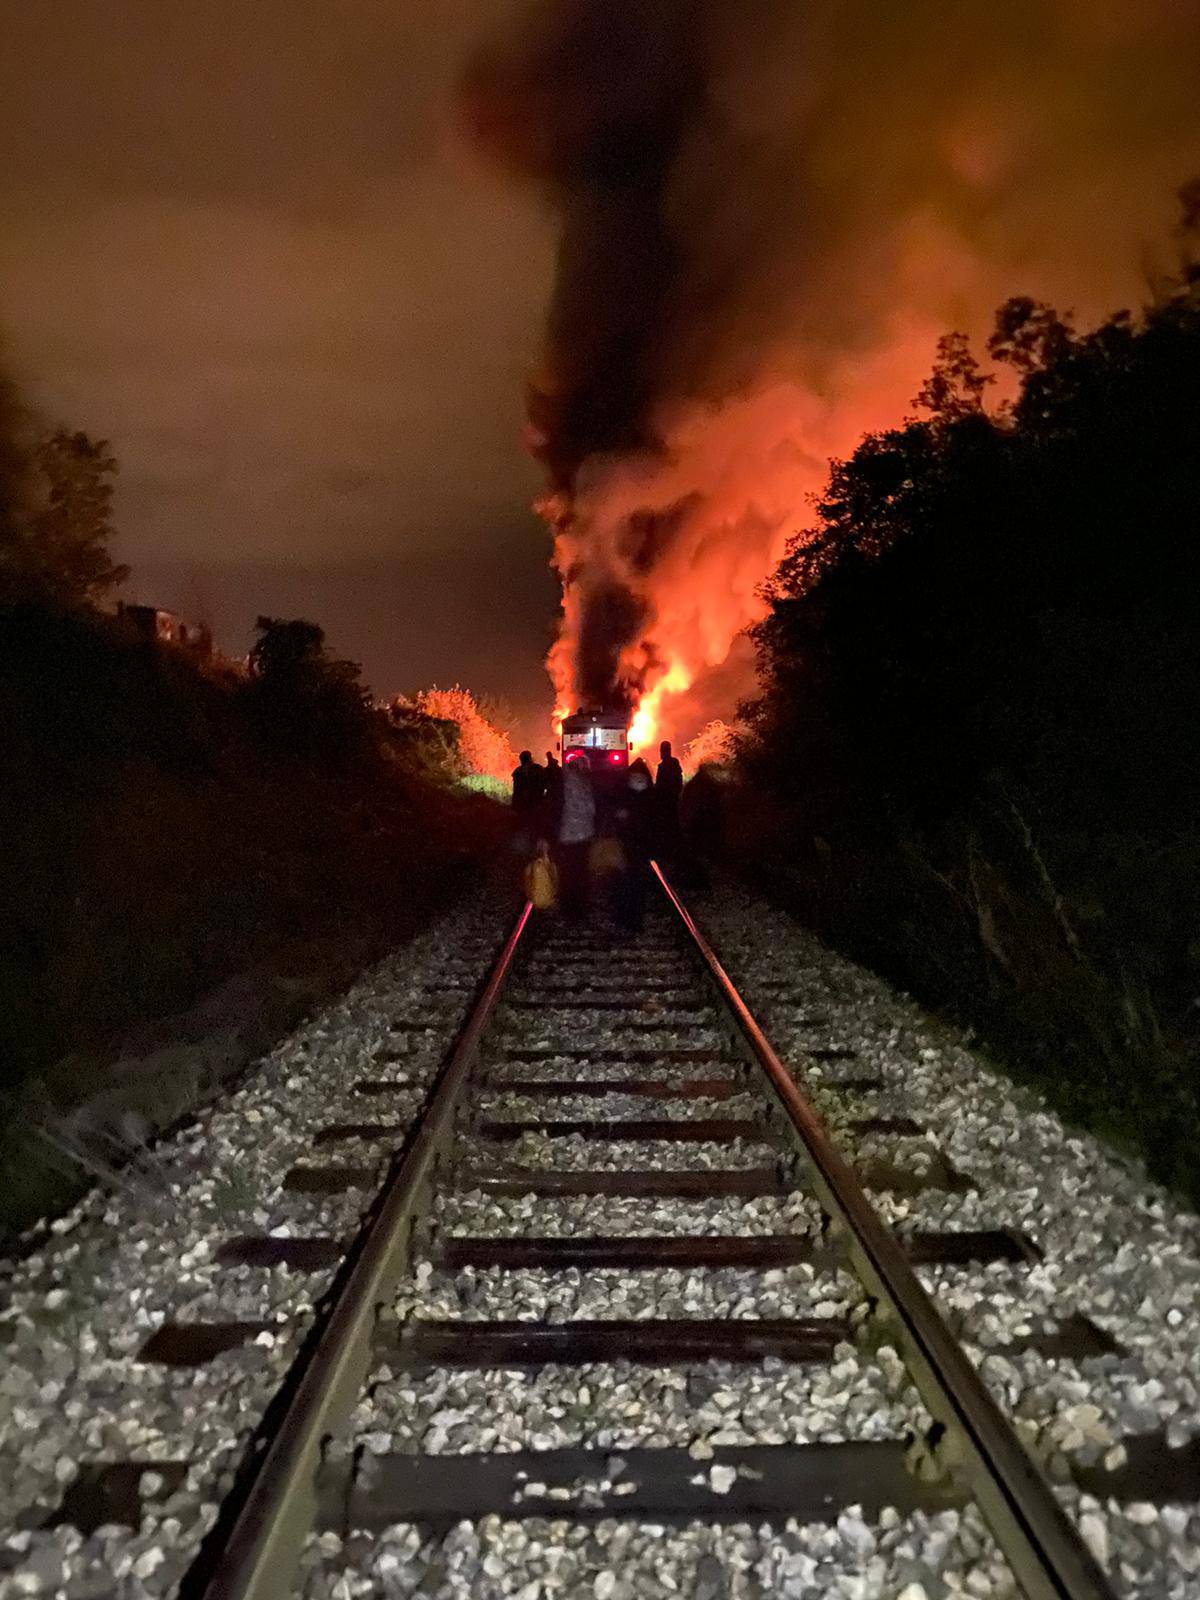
xmin=685 ymin=719 xmax=735 ymax=769
xmin=740 ymin=194 xmax=1200 ymax=1197
xmin=249 ymin=616 xmax=327 ymax=679
xmin=1 ymin=429 xmax=127 ymax=607
xmin=413 ymin=686 xmax=517 ymax=782
xmin=246 ymin=616 xmax=374 ymax=763
xmin=912 ymin=332 xmax=993 ymax=421
xmin=386 ymin=697 xmax=467 ymax=784
xmin=986 ymin=298 xmax=1074 ymax=379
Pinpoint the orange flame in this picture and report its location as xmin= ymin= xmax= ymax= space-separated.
xmin=627 ymin=662 xmax=690 ymax=752
xmin=544 ymin=331 xmax=937 ymax=753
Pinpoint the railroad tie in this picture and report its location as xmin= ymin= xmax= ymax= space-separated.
xmin=114 ymin=887 xmax=1116 ymax=1600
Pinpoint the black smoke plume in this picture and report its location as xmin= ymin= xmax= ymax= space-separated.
xmin=463 ymin=0 xmax=1200 ymax=715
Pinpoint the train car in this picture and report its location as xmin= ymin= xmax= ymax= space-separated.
xmin=560 ymin=708 xmax=630 ymax=787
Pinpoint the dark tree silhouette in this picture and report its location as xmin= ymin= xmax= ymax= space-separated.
xmin=740 ymin=188 xmax=1200 ymax=1195
xmin=913 ymin=331 xmax=994 ymax=418
xmin=1 ymin=425 xmax=127 ymax=607
xmin=249 ymin=616 xmax=328 ymax=678
xmin=246 ymin=615 xmax=373 ymax=763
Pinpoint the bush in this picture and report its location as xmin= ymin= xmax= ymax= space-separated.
xmin=0 ymin=604 xmax=507 ymax=1113
xmin=412 ymin=685 xmax=518 ymax=782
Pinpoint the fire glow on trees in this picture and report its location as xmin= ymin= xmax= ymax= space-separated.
xmin=462 ymin=0 xmax=1200 ymax=748
xmin=413 ymin=685 xmax=517 ymax=783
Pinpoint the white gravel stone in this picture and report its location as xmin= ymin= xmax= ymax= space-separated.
xmin=353 ymin=1349 xmax=918 ymax=1455
xmin=393 ymin=1264 xmax=858 ymax=1325
xmin=454 ymin=1135 xmax=778 ymax=1173
xmin=687 ymin=882 xmax=1200 ymax=1598
xmin=298 ymin=1504 xmax=1019 ymax=1600
xmin=9 ymin=886 xmax=1200 ymax=1600
xmin=435 ymin=1190 xmax=823 ymax=1240
xmin=0 ymin=894 xmax=509 ymax=1596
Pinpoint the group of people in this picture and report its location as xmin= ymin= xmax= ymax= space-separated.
xmin=511 ymin=741 xmax=688 ymax=931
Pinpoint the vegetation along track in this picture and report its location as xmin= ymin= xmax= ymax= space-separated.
xmin=11 ymin=872 xmax=1198 ymax=1598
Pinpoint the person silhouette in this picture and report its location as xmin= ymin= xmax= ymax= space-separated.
xmin=655 ymin=739 xmax=684 ymax=856
xmin=511 ymin=750 xmax=546 ymax=858
xmin=550 ymin=758 xmax=596 ymax=918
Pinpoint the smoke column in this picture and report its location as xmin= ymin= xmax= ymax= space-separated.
xmin=462 ymin=0 xmax=1200 ymax=738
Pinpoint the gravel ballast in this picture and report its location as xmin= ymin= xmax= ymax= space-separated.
xmin=5 ymin=880 xmax=1200 ymax=1599
xmin=0 ymin=897 xmax=508 ymax=1598
xmin=679 ymin=884 xmax=1200 ymax=1597
xmin=297 ymin=1504 xmax=1018 ymax=1600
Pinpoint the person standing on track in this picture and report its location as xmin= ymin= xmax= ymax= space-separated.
xmin=655 ymin=739 xmax=684 ymax=859
xmin=510 ymin=750 xmax=545 ymax=856
xmin=613 ymin=757 xmax=656 ymax=933
xmin=550 ymin=758 xmax=596 ymax=919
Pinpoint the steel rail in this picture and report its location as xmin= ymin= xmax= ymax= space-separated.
xmin=197 ymin=900 xmax=534 ymax=1600
xmin=652 ymin=862 xmax=1115 ymax=1600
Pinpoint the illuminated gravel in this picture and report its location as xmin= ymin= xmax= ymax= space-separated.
xmin=8 ymin=879 xmax=1200 ymax=1598
xmin=0 ymin=896 xmax=509 ymax=1598
xmin=298 ymin=1505 xmax=1018 ymax=1600
xmin=435 ymin=1189 xmax=824 ymax=1240
xmin=690 ymin=881 xmax=1200 ymax=1597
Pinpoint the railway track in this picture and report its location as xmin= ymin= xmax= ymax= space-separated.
xmin=185 ymin=871 xmax=1107 ymax=1598
xmin=8 ymin=872 xmax=1196 ymax=1598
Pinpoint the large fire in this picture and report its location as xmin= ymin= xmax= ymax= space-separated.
xmin=546 ymin=332 xmax=942 ymax=751
xmin=465 ymin=0 xmax=1200 ymax=758
xmin=627 ymin=669 xmax=685 ymax=753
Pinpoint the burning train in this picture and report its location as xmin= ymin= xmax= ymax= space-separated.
xmin=559 ymin=708 xmax=632 ymax=788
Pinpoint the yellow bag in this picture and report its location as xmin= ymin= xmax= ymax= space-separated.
xmin=590 ymin=835 xmax=626 ymax=877
xmin=524 ymin=847 xmax=559 ymax=910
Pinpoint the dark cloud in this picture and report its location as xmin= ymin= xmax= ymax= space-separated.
xmin=575 ymin=579 xmax=650 ymax=710
xmin=463 ymin=0 xmax=707 ymax=492
xmin=0 ymin=0 xmax=558 ymax=722
xmin=6 ymin=0 xmax=1200 ymax=742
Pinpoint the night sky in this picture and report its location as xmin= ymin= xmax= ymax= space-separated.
xmin=4 ymin=1 xmax=1199 ymax=751
xmin=0 ymin=1 xmax=559 ymax=737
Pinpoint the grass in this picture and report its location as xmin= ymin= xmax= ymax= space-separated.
xmin=209 ymin=1167 xmax=268 ymax=1220
xmin=459 ymin=773 xmax=510 ymax=800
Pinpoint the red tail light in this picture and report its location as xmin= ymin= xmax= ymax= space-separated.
xmin=609 ymin=750 xmax=626 ymax=764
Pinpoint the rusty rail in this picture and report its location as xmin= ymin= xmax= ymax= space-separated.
xmin=652 ymin=861 xmax=1115 ymax=1600
xmin=198 ymin=900 xmax=534 ymax=1600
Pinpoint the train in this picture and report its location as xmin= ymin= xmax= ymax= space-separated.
xmin=559 ymin=709 xmax=631 ymax=788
